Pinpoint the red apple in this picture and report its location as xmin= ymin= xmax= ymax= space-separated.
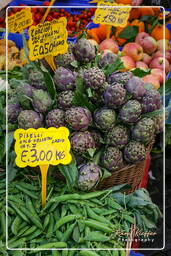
xmin=99 ymin=39 xmax=119 ymax=54
xmin=142 ymin=74 xmax=160 ymax=90
xmin=157 ymin=39 xmax=171 ymax=51
xmin=120 ymin=56 xmax=136 ymax=71
xmin=136 ymin=61 xmax=148 ymax=69
xmin=142 ymin=53 xmax=152 ymax=65
xmin=151 ymin=68 xmax=166 ymax=84
xmin=135 ymin=32 xmax=149 ymax=45
xmin=152 ymin=50 xmax=171 ymax=63
xmin=122 ymin=42 xmax=143 ymax=61
xmin=149 ymin=57 xmax=170 ymax=73
xmin=140 ymin=36 xmax=157 ymax=55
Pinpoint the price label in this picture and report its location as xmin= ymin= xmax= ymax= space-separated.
xmin=14 ymin=127 xmax=72 ymax=168
xmin=28 ymin=17 xmax=68 ymax=61
xmin=7 ymin=8 xmax=33 ymax=33
xmin=93 ymin=1 xmax=131 ymax=27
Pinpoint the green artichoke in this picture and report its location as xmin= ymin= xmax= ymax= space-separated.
xmin=57 ymin=91 xmax=74 ymax=110
xmin=94 ymin=108 xmax=116 ymax=131
xmin=32 ymin=89 xmax=52 ymax=113
xmin=119 ymin=100 xmax=142 ymax=123
xmin=46 ymin=109 xmax=65 ymax=128
xmin=84 ymin=67 xmax=106 ymax=91
xmin=71 ymin=131 xmax=96 ymax=155
xmin=102 ymin=147 xmax=124 ymax=172
xmin=28 ymin=70 xmax=46 ymax=90
xmin=106 ymin=125 xmax=129 ymax=149
xmin=74 ymin=38 xmax=96 ymax=63
xmin=124 ymin=141 xmax=146 ymax=164
xmin=18 ymin=110 xmax=43 ymax=129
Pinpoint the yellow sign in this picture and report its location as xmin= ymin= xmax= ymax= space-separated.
xmin=7 ymin=8 xmax=33 ymax=33
xmin=14 ymin=127 xmax=72 ymax=168
xmin=28 ymin=17 xmax=68 ymax=61
xmin=94 ymin=1 xmax=131 ymax=27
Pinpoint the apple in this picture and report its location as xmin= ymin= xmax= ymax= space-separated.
xmin=157 ymin=39 xmax=171 ymax=51
xmin=135 ymin=32 xmax=149 ymax=45
xmin=99 ymin=39 xmax=119 ymax=54
xmin=140 ymin=36 xmax=157 ymax=55
xmin=136 ymin=61 xmax=148 ymax=69
xmin=102 ymin=49 xmax=113 ymax=54
xmin=149 ymin=57 xmax=170 ymax=73
xmin=142 ymin=74 xmax=160 ymax=90
xmin=142 ymin=53 xmax=152 ymax=65
xmin=120 ymin=56 xmax=136 ymax=71
xmin=151 ymin=68 xmax=166 ymax=84
xmin=122 ymin=42 xmax=143 ymax=61
xmin=152 ymin=50 xmax=171 ymax=63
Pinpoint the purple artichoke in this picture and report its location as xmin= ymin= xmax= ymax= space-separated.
xmin=46 ymin=109 xmax=65 ymax=128
xmin=125 ymin=76 xmax=146 ymax=99
xmin=91 ymin=130 xmax=103 ymax=149
xmin=18 ymin=110 xmax=43 ymax=129
xmin=108 ymin=71 xmax=133 ymax=85
xmin=132 ymin=117 xmax=155 ymax=144
xmin=74 ymin=38 xmax=96 ymax=63
xmin=65 ymin=107 xmax=92 ymax=131
xmin=153 ymin=113 xmax=164 ymax=134
xmin=102 ymin=147 xmax=124 ymax=172
xmin=71 ymin=131 xmax=96 ymax=155
xmin=140 ymin=89 xmax=161 ymax=113
xmin=8 ymin=102 xmax=21 ymax=123
xmin=16 ymin=83 xmax=34 ymax=109
xmin=104 ymin=83 xmax=126 ymax=108
xmin=54 ymin=67 xmax=76 ymax=91
xmin=94 ymin=108 xmax=116 ymax=131
xmin=119 ymin=100 xmax=142 ymax=123
xmin=55 ymin=51 xmax=75 ymax=69
xmin=99 ymin=52 xmax=118 ymax=68
xmin=124 ymin=141 xmax=146 ymax=164
xmin=106 ymin=125 xmax=129 ymax=149
xmin=32 ymin=89 xmax=52 ymax=113
xmin=84 ymin=67 xmax=106 ymax=91
xmin=57 ymin=91 xmax=75 ymax=110
xmin=78 ymin=163 xmax=101 ymax=191
xmin=28 ymin=70 xmax=46 ymax=90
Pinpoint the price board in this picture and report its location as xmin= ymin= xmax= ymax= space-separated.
xmin=28 ymin=17 xmax=68 ymax=61
xmin=7 ymin=8 xmax=33 ymax=33
xmin=93 ymin=1 xmax=131 ymax=27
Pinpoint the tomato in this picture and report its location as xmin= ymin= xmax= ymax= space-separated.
xmin=52 ymin=12 xmax=59 ymax=18
xmin=43 ymin=1 xmax=50 ymax=6
xmin=46 ymin=15 xmax=53 ymax=21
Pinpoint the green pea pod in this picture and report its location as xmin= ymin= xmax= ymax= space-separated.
xmin=62 ymin=222 xmax=76 ymax=242
xmin=61 ymin=205 xmax=67 ymax=218
xmin=84 ymin=231 xmax=110 ymax=242
xmin=52 ymin=251 xmax=61 ymax=256
xmin=49 ymin=202 xmax=59 ymax=213
xmin=11 ymin=216 xmax=22 ymax=235
xmin=25 ymin=229 xmax=42 ymax=241
xmin=8 ymin=206 xmax=15 ymax=215
xmin=86 ymin=206 xmax=112 ymax=226
xmin=56 ymin=230 xmax=63 ymax=241
xmin=62 ymin=250 xmax=68 ymax=256
xmin=54 ymin=208 xmax=61 ymax=222
xmin=68 ymin=251 xmax=75 ymax=256
xmin=72 ymin=225 xmax=80 ymax=243
xmin=26 ymin=198 xmax=39 ymax=219
xmin=0 ymin=211 xmax=5 ymax=239
xmin=17 ymin=226 xmax=30 ymax=237
xmin=46 ymin=214 xmax=55 ymax=239
xmin=15 ymin=185 xmax=38 ymax=199
xmin=17 ymin=221 xmax=28 ymax=231
xmin=19 ymin=206 xmax=43 ymax=229
xmin=90 ymin=199 xmax=104 ymax=206
xmin=112 ymin=251 xmax=119 ymax=256
xmin=43 ymin=214 xmax=50 ymax=230
xmin=79 ymin=250 xmax=100 ymax=256
xmin=8 ymin=238 xmax=26 ymax=248
xmin=122 ymin=214 xmax=135 ymax=224
xmin=8 ymin=196 xmax=25 ymax=205
xmin=78 ymin=221 xmax=85 ymax=233
xmin=102 ymin=210 xmax=117 ymax=216
xmin=55 ymin=215 xmax=81 ymax=230
xmin=21 ymin=226 xmax=37 ymax=237
xmin=69 ymin=205 xmax=80 ymax=215
xmin=119 ymin=250 xmax=126 ymax=256
xmin=9 ymin=202 xmax=30 ymax=223
xmin=36 ymin=242 xmax=67 ymax=249
xmin=107 ymin=199 xmax=123 ymax=210
xmin=18 ymin=182 xmax=39 ymax=191
xmin=80 ymin=219 xmax=112 ymax=233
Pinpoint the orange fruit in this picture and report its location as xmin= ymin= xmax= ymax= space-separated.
xmin=140 ymin=8 xmax=155 ymax=17
xmin=116 ymin=0 xmax=132 ymax=4
xmin=151 ymin=24 xmax=171 ymax=41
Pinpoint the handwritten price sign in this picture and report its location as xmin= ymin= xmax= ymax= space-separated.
xmin=7 ymin=8 xmax=33 ymax=33
xmin=14 ymin=127 xmax=72 ymax=168
xmin=93 ymin=2 xmax=131 ymax=27
xmin=28 ymin=17 xmax=68 ymax=61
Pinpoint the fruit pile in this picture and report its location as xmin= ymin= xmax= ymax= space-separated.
xmin=8 ymin=38 xmax=163 ymax=191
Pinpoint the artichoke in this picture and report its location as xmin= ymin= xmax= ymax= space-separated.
xmin=65 ymin=107 xmax=92 ymax=131
xmin=28 ymin=70 xmax=46 ymax=90
xmin=78 ymin=163 xmax=101 ymax=191
xmin=32 ymin=89 xmax=52 ymax=113
xmin=74 ymin=38 xmax=96 ymax=63
xmin=108 ymin=71 xmax=133 ymax=85
xmin=55 ymin=51 xmax=75 ymax=69
xmin=125 ymin=76 xmax=146 ymax=100
xmin=18 ymin=110 xmax=43 ymax=129
xmin=124 ymin=141 xmax=146 ymax=164
xmin=54 ymin=67 xmax=76 ymax=91
xmin=102 ymin=147 xmax=124 ymax=172
xmin=153 ymin=114 xmax=164 ymax=134
xmin=57 ymin=91 xmax=75 ymax=110
xmin=132 ymin=117 xmax=155 ymax=144
xmin=8 ymin=102 xmax=21 ymax=123
xmin=99 ymin=52 xmax=118 ymax=68
xmin=91 ymin=130 xmax=103 ymax=149
xmin=71 ymin=131 xmax=96 ymax=155
xmin=106 ymin=125 xmax=129 ymax=149
xmin=89 ymin=82 xmax=109 ymax=105
xmin=104 ymin=83 xmax=126 ymax=108
xmin=119 ymin=100 xmax=142 ymax=123
xmin=46 ymin=109 xmax=65 ymax=128
xmin=94 ymin=108 xmax=116 ymax=131
xmin=84 ymin=67 xmax=106 ymax=91
xmin=16 ymin=83 xmax=33 ymax=109
xmin=140 ymin=89 xmax=161 ymax=113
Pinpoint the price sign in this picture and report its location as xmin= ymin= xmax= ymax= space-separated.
xmin=28 ymin=17 xmax=68 ymax=61
xmin=93 ymin=1 xmax=131 ymax=27
xmin=7 ymin=8 xmax=33 ymax=33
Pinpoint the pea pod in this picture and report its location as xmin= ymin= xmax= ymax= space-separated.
xmin=49 ymin=202 xmax=59 ymax=213
xmin=15 ymin=184 xmax=38 ymax=199
xmin=68 ymin=251 xmax=75 ymax=256
xmin=120 ymin=250 xmax=126 ymax=256
xmin=79 ymin=250 xmax=100 ymax=256
xmin=9 ymin=202 xmax=30 ymax=223
xmin=52 ymin=251 xmax=61 ymax=256
xmin=80 ymin=219 xmax=112 ymax=233
xmin=11 ymin=216 xmax=22 ymax=235
xmin=112 ymin=251 xmax=119 ymax=256
xmin=54 ymin=208 xmax=61 ymax=222
xmin=21 ymin=226 xmax=37 ymax=237
xmin=86 ymin=206 xmax=112 ymax=226
xmin=17 ymin=226 xmax=30 ymax=237
xmin=18 ymin=182 xmax=39 ymax=191
xmin=122 ymin=214 xmax=135 ymax=224
xmin=84 ymin=231 xmax=110 ymax=242
xmin=0 ymin=211 xmax=5 ymax=239
xmin=25 ymin=229 xmax=42 ymax=241
xmin=43 ymin=214 xmax=50 ymax=230
xmin=36 ymin=242 xmax=67 ymax=249
xmin=62 ymin=250 xmax=68 ymax=256
xmin=46 ymin=214 xmax=54 ymax=238
xmin=8 ymin=238 xmax=26 ymax=248
xmin=56 ymin=230 xmax=63 ymax=240
xmin=62 ymin=222 xmax=76 ymax=242
xmin=18 ymin=205 xmax=42 ymax=229
xmin=61 ymin=205 xmax=67 ymax=218
xmin=26 ymin=198 xmax=39 ymax=219
xmin=69 ymin=205 xmax=80 ymax=215
xmin=55 ymin=215 xmax=81 ymax=230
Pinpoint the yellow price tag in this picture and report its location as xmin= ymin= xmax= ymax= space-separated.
xmin=7 ymin=8 xmax=33 ymax=33
xmin=14 ymin=127 xmax=72 ymax=207
xmin=28 ymin=17 xmax=68 ymax=61
xmin=94 ymin=1 xmax=131 ymax=27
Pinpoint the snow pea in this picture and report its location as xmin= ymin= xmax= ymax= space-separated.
xmin=79 ymin=251 xmax=100 ymax=256
xmin=62 ymin=222 xmax=76 ymax=242
xmin=80 ymin=219 xmax=112 ymax=233
xmin=15 ymin=184 xmax=38 ymax=199
xmin=36 ymin=242 xmax=67 ymax=248
xmin=86 ymin=206 xmax=112 ymax=226
xmin=46 ymin=214 xmax=54 ymax=238
xmin=55 ymin=215 xmax=81 ymax=230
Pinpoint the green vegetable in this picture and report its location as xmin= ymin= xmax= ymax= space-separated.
xmin=62 ymin=222 xmax=76 ymax=242
xmin=55 ymin=215 xmax=81 ymax=230
xmin=79 ymin=251 xmax=100 ymax=256
xmin=80 ymin=219 xmax=112 ymax=233
xmin=36 ymin=242 xmax=67 ymax=248
xmin=46 ymin=214 xmax=55 ymax=238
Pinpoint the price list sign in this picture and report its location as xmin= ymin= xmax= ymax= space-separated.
xmin=7 ymin=8 xmax=33 ymax=33
xmin=94 ymin=1 xmax=131 ymax=27
xmin=28 ymin=17 xmax=68 ymax=61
